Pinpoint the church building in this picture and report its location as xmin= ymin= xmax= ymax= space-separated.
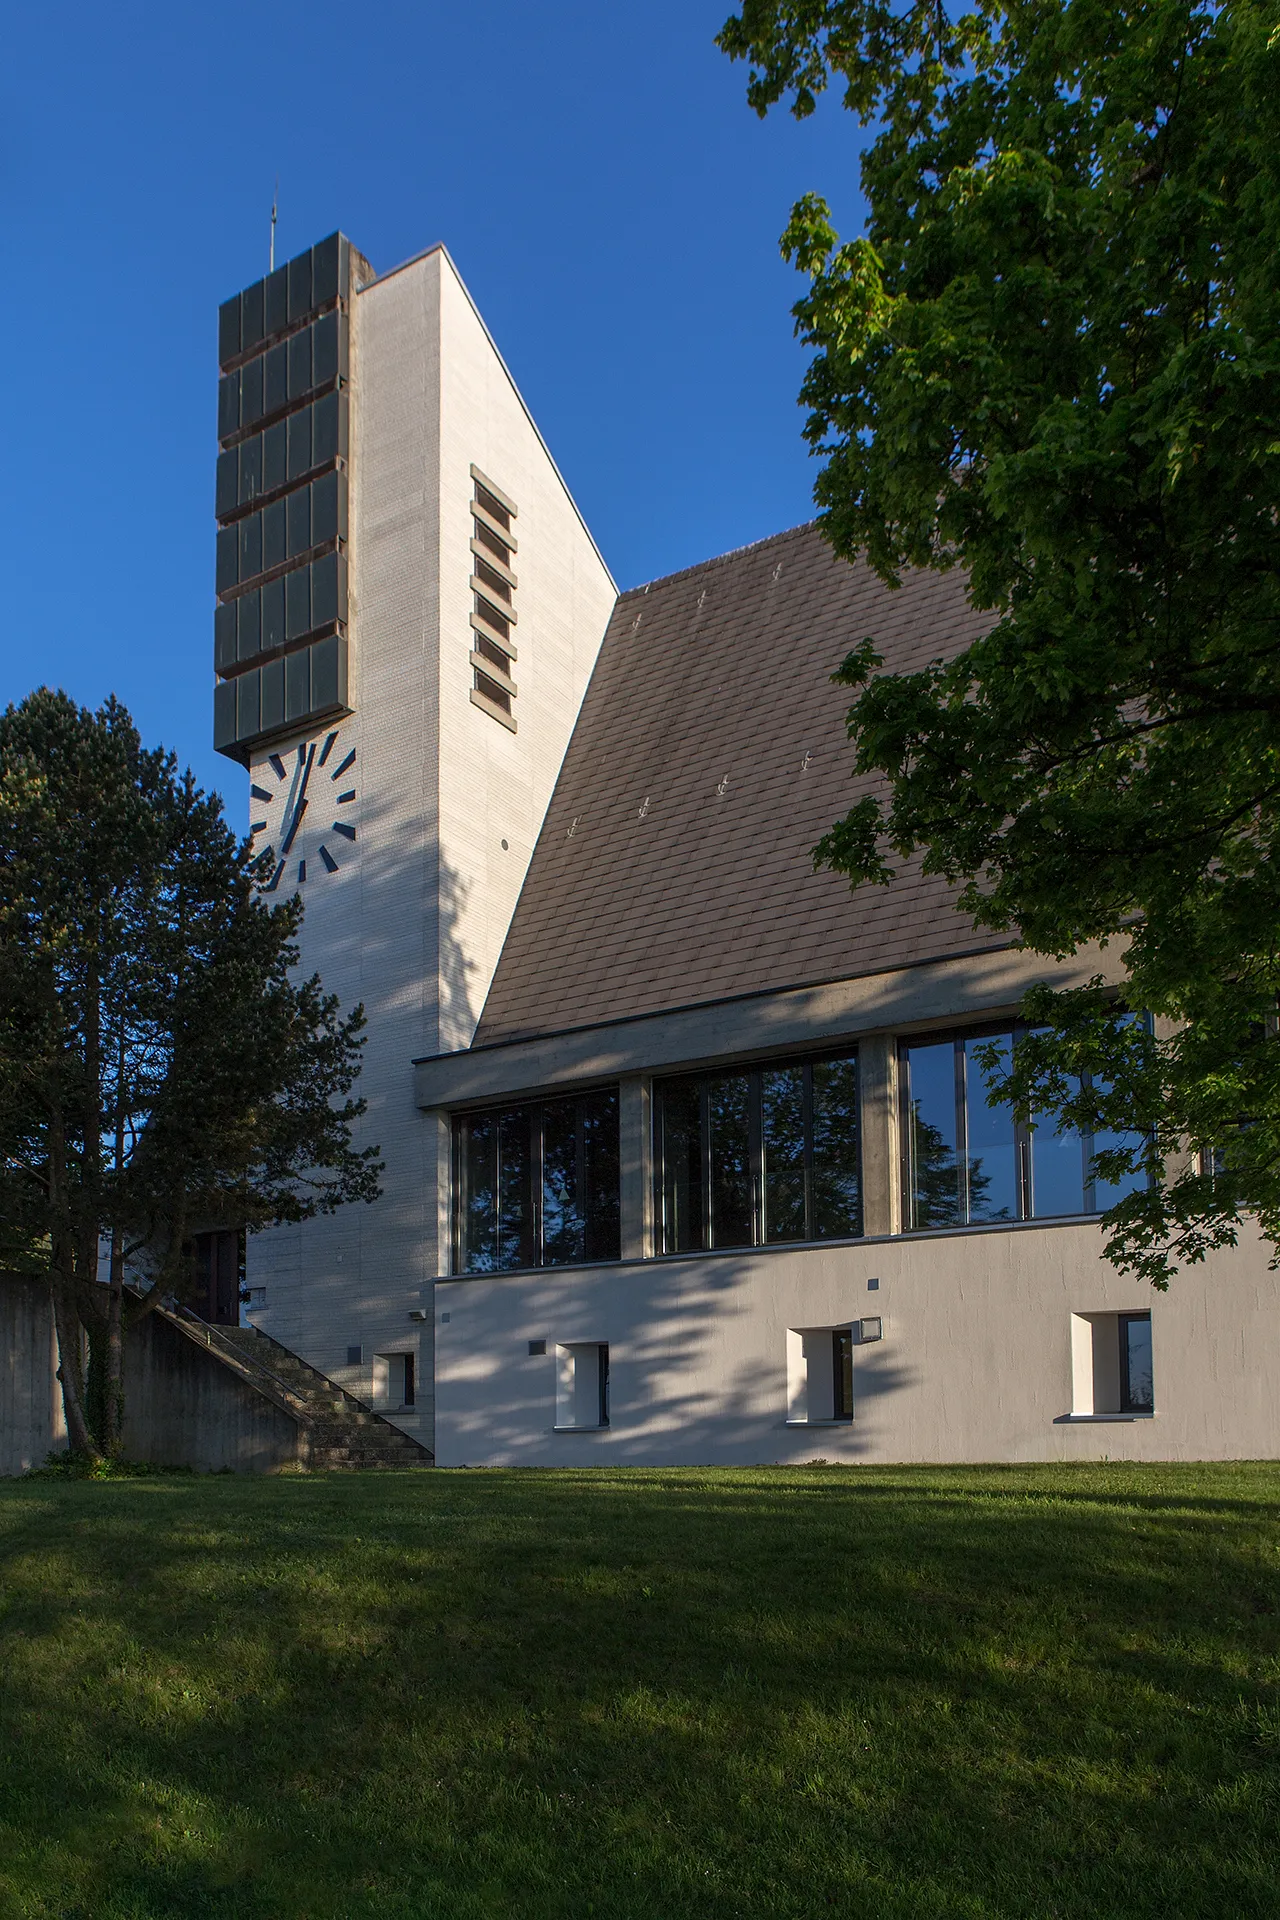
xmin=211 ymin=232 xmax=1278 ymax=1466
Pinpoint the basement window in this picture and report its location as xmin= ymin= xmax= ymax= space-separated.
xmin=1068 ymin=1310 xmax=1154 ymax=1418
xmin=374 ymin=1352 xmax=417 ymax=1411
xmin=555 ymin=1342 xmax=610 ymax=1430
xmin=787 ymin=1325 xmax=861 ymax=1424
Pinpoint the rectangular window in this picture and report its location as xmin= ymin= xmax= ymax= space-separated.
xmin=474 ymin=557 xmax=512 ymax=604
xmin=1118 ymin=1312 xmax=1153 ymax=1412
xmin=832 ymin=1329 xmax=854 ymax=1419
xmin=555 ymin=1342 xmax=609 ymax=1429
xmin=473 ymin=669 xmax=512 ymax=716
xmin=474 ymin=481 xmax=512 ymax=532
xmin=1070 ymin=1309 xmax=1155 ymax=1416
xmin=653 ymin=1051 xmax=861 ymax=1254
xmin=453 ymin=1089 xmax=620 ymax=1272
xmin=474 ymin=516 xmax=513 ymax=565
xmin=900 ymin=1023 xmax=1150 ymax=1231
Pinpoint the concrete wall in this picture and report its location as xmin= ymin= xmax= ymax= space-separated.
xmin=245 ymin=243 xmax=617 ymax=1453
xmin=0 ymin=1276 xmax=65 ymax=1477
xmin=433 ymin=1222 xmax=1280 ymax=1466
xmin=1 ymin=1280 xmax=302 ymax=1476
xmin=121 ymin=1316 xmax=303 ymax=1474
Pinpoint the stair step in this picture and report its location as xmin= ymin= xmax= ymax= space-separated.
xmin=190 ymin=1320 xmax=433 ymax=1467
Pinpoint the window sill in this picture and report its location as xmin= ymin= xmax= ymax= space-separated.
xmin=1054 ymin=1411 xmax=1156 ymax=1424
xmin=785 ymin=1418 xmax=854 ymax=1428
xmin=552 ymin=1424 xmax=609 ymax=1433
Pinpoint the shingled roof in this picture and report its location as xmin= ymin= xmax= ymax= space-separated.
xmin=474 ymin=521 xmax=1006 ymax=1046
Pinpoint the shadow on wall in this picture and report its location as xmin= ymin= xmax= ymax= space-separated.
xmin=440 ymin=1247 xmax=918 ymax=1466
xmin=295 ymin=773 xmax=480 ymax=1060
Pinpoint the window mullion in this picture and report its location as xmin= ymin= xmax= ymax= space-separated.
xmin=531 ymin=1104 xmax=544 ymax=1269
xmin=749 ymin=1070 xmax=763 ymax=1246
xmin=451 ymin=1120 xmax=461 ymax=1274
xmin=898 ymin=1047 xmax=913 ymax=1231
xmin=1013 ymin=1025 xmax=1030 ymax=1220
xmin=954 ymin=1038 xmax=969 ymax=1225
xmin=701 ymin=1078 xmax=713 ymax=1250
xmin=575 ymin=1097 xmax=587 ymax=1262
xmin=803 ymin=1061 xmax=815 ymax=1241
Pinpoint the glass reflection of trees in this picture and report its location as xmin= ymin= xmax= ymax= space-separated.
xmin=655 ymin=1052 xmax=861 ymax=1253
xmin=454 ymin=1089 xmax=620 ymax=1273
xmin=901 ymin=1027 xmax=1148 ymax=1231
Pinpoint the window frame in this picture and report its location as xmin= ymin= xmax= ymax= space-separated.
xmin=450 ymin=1084 xmax=622 ymax=1276
xmin=1117 ymin=1311 xmax=1154 ymax=1413
xmin=652 ymin=1046 xmax=862 ymax=1256
xmin=898 ymin=1018 xmax=1151 ymax=1234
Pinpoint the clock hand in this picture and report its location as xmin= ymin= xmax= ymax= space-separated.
xmin=280 ymin=797 xmax=307 ymax=856
xmin=279 ymin=743 xmax=316 ymax=857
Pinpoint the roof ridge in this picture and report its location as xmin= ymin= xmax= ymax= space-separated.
xmin=618 ymin=520 xmax=821 ymax=599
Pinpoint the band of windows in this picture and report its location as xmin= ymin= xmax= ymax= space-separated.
xmin=447 ymin=1021 xmax=1151 ymax=1273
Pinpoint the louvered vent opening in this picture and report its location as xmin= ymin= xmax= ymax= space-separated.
xmin=469 ymin=465 xmax=518 ymax=732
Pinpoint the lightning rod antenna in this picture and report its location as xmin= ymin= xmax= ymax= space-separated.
xmin=270 ymin=179 xmax=278 ymax=272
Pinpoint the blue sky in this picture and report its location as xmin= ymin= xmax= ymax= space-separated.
xmin=1 ymin=1 xmax=865 ymax=803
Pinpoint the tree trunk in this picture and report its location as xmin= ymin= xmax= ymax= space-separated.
xmin=51 ymin=1273 xmax=97 ymax=1460
xmin=47 ymin=1091 xmax=100 ymax=1461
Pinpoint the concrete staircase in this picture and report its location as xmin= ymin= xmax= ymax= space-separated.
xmin=167 ymin=1310 xmax=433 ymax=1470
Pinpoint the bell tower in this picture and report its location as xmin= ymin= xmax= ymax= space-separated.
xmin=210 ymin=236 xmax=618 ymax=1446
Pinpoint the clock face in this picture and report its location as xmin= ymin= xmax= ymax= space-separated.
xmin=249 ymin=727 xmax=358 ymax=890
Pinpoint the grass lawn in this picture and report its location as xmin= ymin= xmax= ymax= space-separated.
xmin=0 ymin=1465 xmax=1277 ymax=1919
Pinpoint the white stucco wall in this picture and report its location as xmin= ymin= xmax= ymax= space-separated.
xmin=433 ymin=1223 xmax=1280 ymax=1466
xmin=244 ymin=245 xmax=616 ymax=1447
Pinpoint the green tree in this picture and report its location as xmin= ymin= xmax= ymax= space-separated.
xmin=0 ymin=690 xmax=381 ymax=1458
xmin=719 ymin=0 xmax=1280 ymax=1284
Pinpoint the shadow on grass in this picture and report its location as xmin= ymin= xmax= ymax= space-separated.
xmin=0 ymin=1464 xmax=1277 ymax=1920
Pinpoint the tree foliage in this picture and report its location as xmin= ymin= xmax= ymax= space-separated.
xmin=0 ymin=690 xmax=381 ymax=1454
xmin=719 ymin=0 xmax=1280 ymax=1283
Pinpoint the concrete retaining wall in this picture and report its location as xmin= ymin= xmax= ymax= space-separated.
xmin=0 ymin=1275 xmax=304 ymax=1476
xmin=0 ymin=1275 xmax=65 ymax=1477
xmin=121 ymin=1314 xmax=304 ymax=1474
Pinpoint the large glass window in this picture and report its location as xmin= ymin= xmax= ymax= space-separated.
xmin=654 ymin=1051 xmax=861 ymax=1253
xmin=453 ymin=1088 xmax=620 ymax=1273
xmin=900 ymin=1025 xmax=1149 ymax=1231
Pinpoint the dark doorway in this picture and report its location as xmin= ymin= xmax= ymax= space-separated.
xmin=193 ymin=1230 xmax=244 ymax=1325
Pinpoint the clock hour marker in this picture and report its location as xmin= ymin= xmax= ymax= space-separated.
xmin=332 ymin=822 xmax=357 ymax=841
xmin=331 ymin=749 xmax=356 ymax=781
xmin=269 ymin=754 xmax=286 ymax=780
xmin=298 ymin=860 xmax=306 ymax=884
xmin=266 ymin=860 xmax=285 ymax=892
xmin=250 ymin=820 xmax=267 ymax=834
xmin=318 ymin=730 xmax=339 ymax=767
xmin=296 ymin=744 xmax=307 ymax=766
xmin=336 ymin=790 xmax=356 ymax=804
xmin=251 ymin=784 xmax=273 ymax=802
xmin=319 ymin=844 xmax=339 ymax=873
